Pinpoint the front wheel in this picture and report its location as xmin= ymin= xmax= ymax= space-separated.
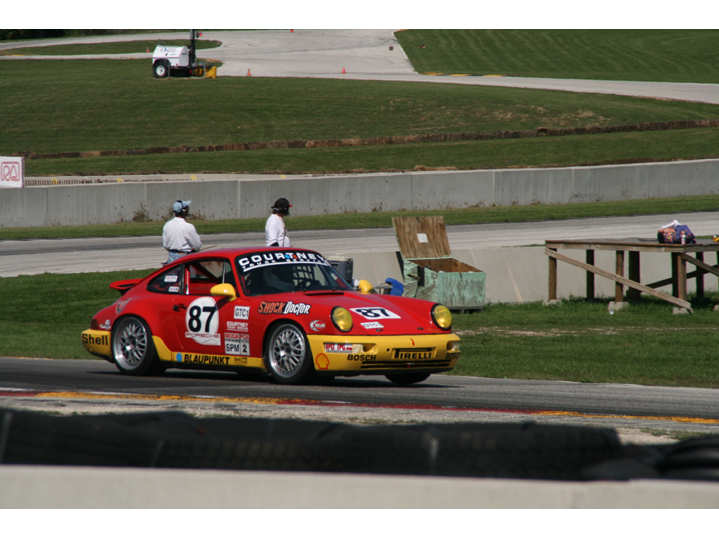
xmin=386 ymin=373 xmax=430 ymax=385
xmin=265 ymin=323 xmax=315 ymax=384
xmin=111 ymin=316 xmax=164 ymax=376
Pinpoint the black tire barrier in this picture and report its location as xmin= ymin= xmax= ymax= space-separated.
xmin=1 ymin=408 xmax=718 ymax=481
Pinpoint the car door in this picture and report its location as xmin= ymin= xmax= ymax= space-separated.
xmin=170 ymin=258 xmax=258 ymax=362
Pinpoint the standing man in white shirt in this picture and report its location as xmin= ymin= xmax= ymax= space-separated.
xmin=163 ymin=200 xmax=202 ymax=264
xmin=265 ymin=198 xmax=292 ymax=247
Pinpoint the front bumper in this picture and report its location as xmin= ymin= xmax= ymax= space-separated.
xmin=307 ymin=333 xmax=460 ymax=374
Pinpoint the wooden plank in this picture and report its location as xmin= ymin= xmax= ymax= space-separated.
xmin=681 ymin=253 xmax=719 ymax=278
xmin=548 ymin=248 xmax=557 ymax=301
xmin=545 ymin=248 xmax=692 ymax=310
xmin=392 ymin=216 xmax=452 ymax=259
xmin=615 ymin=250 xmax=625 ymax=302
xmin=628 ymin=251 xmax=640 ymax=301
xmin=586 ymin=250 xmax=595 ymax=299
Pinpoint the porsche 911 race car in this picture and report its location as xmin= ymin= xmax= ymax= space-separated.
xmin=81 ymin=247 xmax=460 ymax=385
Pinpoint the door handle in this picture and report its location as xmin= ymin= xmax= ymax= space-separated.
xmin=173 ymin=303 xmax=187 ymax=312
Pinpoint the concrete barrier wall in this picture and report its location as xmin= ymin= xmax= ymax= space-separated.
xmin=3 ymin=158 xmax=719 ymax=228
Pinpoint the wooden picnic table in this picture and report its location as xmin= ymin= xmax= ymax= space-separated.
xmin=545 ymin=238 xmax=719 ymax=312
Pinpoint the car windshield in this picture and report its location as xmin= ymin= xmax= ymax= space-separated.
xmin=236 ymin=251 xmax=352 ymax=296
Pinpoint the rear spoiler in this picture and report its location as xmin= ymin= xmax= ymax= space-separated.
xmin=110 ymin=278 xmax=142 ymax=295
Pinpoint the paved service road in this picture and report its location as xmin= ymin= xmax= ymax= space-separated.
xmin=2 ymin=211 xmax=719 ymax=278
xmin=2 ymin=30 xmax=719 ymax=104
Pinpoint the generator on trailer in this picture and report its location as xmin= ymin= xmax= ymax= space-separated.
xmin=152 ymin=29 xmax=205 ymax=78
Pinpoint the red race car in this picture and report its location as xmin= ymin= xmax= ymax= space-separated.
xmin=82 ymin=248 xmax=460 ymax=385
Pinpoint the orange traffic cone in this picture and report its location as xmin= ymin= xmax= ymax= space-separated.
xmin=146 ymin=47 xmax=150 ymax=53
xmin=290 ymin=29 xmax=294 ymax=33
xmin=247 ymin=69 xmax=252 ymax=76
xmin=342 ymin=67 xmax=346 ymax=74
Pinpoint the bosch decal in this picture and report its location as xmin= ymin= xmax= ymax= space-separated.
xmin=310 ymin=320 xmax=326 ymax=332
xmin=224 ymin=332 xmax=250 ymax=356
xmin=185 ymin=297 xmax=220 ymax=345
xmin=257 ymin=301 xmax=311 ymax=316
xmin=234 ymin=306 xmax=250 ymax=320
xmin=348 ymin=354 xmax=377 ymax=362
xmin=237 ymin=251 xmax=330 ymax=271
xmin=350 ymin=307 xmax=401 ymax=320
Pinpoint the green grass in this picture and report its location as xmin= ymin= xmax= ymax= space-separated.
xmin=2 ymin=270 xmax=718 ymax=387
xmin=396 ymin=30 xmax=719 ymax=83
xmin=451 ymin=296 xmax=719 ymax=387
xmin=2 ymin=58 xmax=719 ymax=178
xmin=2 ymin=194 xmax=719 ymax=241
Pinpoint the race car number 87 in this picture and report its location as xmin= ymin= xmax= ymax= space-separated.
xmin=188 ymin=304 xmax=217 ymax=332
xmin=350 ymin=307 xmax=400 ymax=320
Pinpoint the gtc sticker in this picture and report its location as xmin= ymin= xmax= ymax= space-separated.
xmin=234 ymin=306 xmax=250 ymax=320
xmin=310 ymin=320 xmax=326 ymax=332
xmin=361 ymin=321 xmax=384 ymax=330
xmin=227 ymin=321 xmax=249 ymax=332
xmin=186 ymin=297 xmax=220 ymax=345
xmin=257 ymin=301 xmax=311 ymax=316
xmin=350 ymin=307 xmax=400 ymax=320
xmin=224 ymin=332 xmax=250 ymax=356
xmin=325 ymin=343 xmax=353 ymax=353
xmin=315 ymin=353 xmax=330 ymax=370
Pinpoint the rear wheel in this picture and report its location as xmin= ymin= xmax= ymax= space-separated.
xmin=153 ymin=61 xmax=169 ymax=78
xmin=112 ymin=316 xmax=164 ymax=376
xmin=265 ymin=323 xmax=315 ymax=384
xmin=386 ymin=373 xmax=430 ymax=385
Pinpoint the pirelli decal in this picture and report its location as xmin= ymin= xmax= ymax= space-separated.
xmin=392 ymin=348 xmax=433 ymax=360
xmin=173 ymin=352 xmax=248 ymax=366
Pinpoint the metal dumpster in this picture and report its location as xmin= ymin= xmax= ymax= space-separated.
xmin=393 ymin=216 xmax=485 ymax=310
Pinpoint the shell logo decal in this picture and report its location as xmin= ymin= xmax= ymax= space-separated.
xmin=315 ymin=353 xmax=330 ymax=370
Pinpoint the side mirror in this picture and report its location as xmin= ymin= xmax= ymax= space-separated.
xmin=210 ymin=283 xmax=237 ymax=301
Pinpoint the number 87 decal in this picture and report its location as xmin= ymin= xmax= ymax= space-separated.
xmin=185 ymin=297 xmax=220 ymax=345
xmin=350 ymin=307 xmax=401 ymax=319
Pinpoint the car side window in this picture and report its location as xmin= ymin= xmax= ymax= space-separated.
xmin=147 ymin=265 xmax=183 ymax=294
xmin=185 ymin=259 xmax=236 ymax=296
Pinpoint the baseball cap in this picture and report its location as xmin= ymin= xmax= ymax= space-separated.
xmin=173 ymin=200 xmax=191 ymax=213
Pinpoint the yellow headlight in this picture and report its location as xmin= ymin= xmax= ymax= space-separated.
xmin=331 ymin=307 xmax=353 ymax=332
xmin=432 ymin=304 xmax=452 ymax=330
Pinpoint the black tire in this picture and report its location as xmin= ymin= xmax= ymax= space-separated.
xmin=153 ymin=61 xmax=169 ymax=78
xmin=264 ymin=323 xmax=315 ymax=384
xmin=386 ymin=373 xmax=430 ymax=385
xmin=111 ymin=316 xmax=164 ymax=376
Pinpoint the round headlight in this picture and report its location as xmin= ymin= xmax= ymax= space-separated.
xmin=432 ymin=304 xmax=452 ymax=330
xmin=331 ymin=307 xmax=353 ymax=332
